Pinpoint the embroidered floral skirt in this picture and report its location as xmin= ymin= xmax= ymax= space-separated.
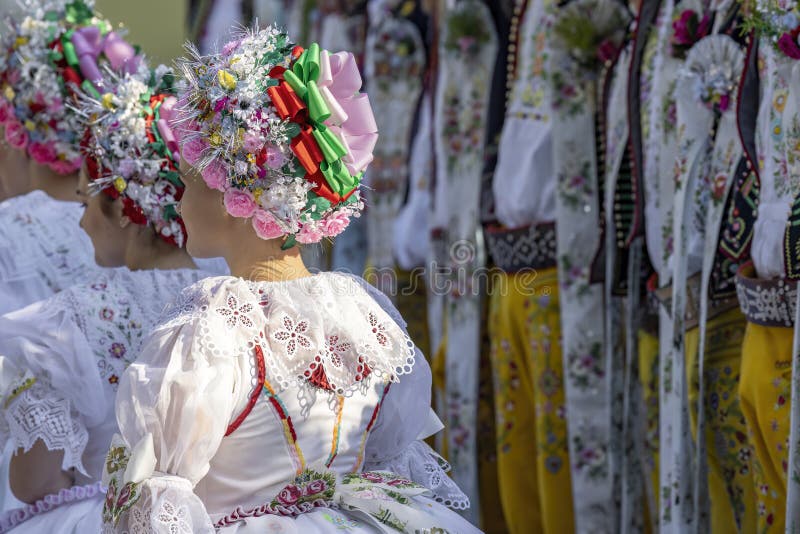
xmin=685 ymin=307 xmax=756 ymax=533
xmin=638 ymin=328 xmax=660 ymax=531
xmin=487 ymin=267 xmax=574 ymax=534
xmin=738 ymin=321 xmax=794 ymax=533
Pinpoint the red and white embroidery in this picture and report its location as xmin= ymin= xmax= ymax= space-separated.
xmin=367 ymin=312 xmax=391 ymax=347
xmin=273 ymin=315 xmax=314 ymax=357
xmin=216 ymin=294 xmax=255 ymax=329
xmin=321 ymin=335 xmax=352 ymax=369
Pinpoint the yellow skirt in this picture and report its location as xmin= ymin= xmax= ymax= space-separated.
xmin=487 ymin=267 xmax=574 ymax=534
xmin=738 ymin=322 xmax=794 ymax=533
xmin=638 ymin=328 xmax=660 ymax=529
xmin=685 ymin=307 xmax=756 ymax=533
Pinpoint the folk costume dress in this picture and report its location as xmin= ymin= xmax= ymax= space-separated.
xmin=484 ymin=0 xmax=573 ymax=532
xmin=734 ymin=15 xmax=800 ymax=531
xmin=102 ymin=273 xmax=476 ymax=533
xmin=0 ymin=191 xmax=96 ymax=315
xmin=0 ymin=266 xmax=205 ymax=533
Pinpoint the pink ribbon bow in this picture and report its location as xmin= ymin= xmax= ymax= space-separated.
xmin=317 ymin=50 xmax=378 ymax=176
xmin=157 ymin=96 xmax=179 ymax=153
xmin=72 ymin=28 xmax=141 ymax=90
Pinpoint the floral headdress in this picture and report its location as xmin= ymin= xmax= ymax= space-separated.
xmin=742 ymin=0 xmax=800 ymax=59
xmin=78 ymin=66 xmax=187 ymax=248
xmin=175 ymin=26 xmax=377 ymax=247
xmin=0 ymin=0 xmax=142 ymax=174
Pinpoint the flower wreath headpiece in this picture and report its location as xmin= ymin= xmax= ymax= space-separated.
xmin=0 ymin=0 xmax=142 ymax=174
xmin=175 ymin=26 xmax=378 ymax=247
xmin=78 ymin=66 xmax=187 ymax=248
xmin=742 ymin=0 xmax=800 ymax=59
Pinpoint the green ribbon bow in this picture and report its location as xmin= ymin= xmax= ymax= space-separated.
xmin=282 ymin=43 xmax=361 ymax=197
xmin=64 ymin=0 xmax=94 ymax=25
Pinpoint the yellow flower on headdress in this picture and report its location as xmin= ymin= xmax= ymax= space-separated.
xmin=253 ymin=188 xmax=263 ymax=203
xmin=113 ymin=177 xmax=127 ymax=193
xmin=209 ymin=132 xmax=223 ymax=147
xmin=101 ymin=93 xmax=115 ymax=110
xmin=24 ymin=120 xmax=35 ymax=131
xmin=218 ymin=70 xmax=237 ymax=91
xmin=3 ymin=86 xmax=14 ymax=101
xmin=14 ymin=36 xmax=28 ymax=48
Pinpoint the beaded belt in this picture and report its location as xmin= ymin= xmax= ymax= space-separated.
xmin=484 ymin=222 xmax=557 ymax=273
xmin=735 ymin=262 xmax=798 ymax=328
xmin=653 ymin=272 xmax=740 ymax=330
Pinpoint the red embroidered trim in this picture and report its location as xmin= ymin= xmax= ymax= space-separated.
xmin=225 ymin=345 xmax=267 ymax=436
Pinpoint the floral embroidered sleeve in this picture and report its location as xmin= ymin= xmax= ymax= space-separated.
xmin=103 ymin=282 xmax=241 ymax=534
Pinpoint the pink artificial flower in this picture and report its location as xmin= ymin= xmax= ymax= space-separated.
xmin=223 ymin=188 xmax=257 ymax=218
xmin=0 ymin=99 xmax=13 ymax=124
xmin=596 ymin=39 xmax=619 ymax=64
xmin=778 ymin=29 xmax=800 ymax=60
xmin=672 ymin=10 xmax=710 ymax=48
xmin=296 ymin=222 xmax=324 ymax=244
xmin=320 ymin=210 xmax=351 ymax=237
xmin=46 ymin=96 xmax=63 ymax=115
xmin=200 ymin=160 xmax=228 ymax=191
xmin=49 ymin=158 xmax=81 ymax=175
xmin=251 ymin=209 xmax=285 ymax=240
xmin=243 ymin=133 xmax=263 ymax=153
xmin=221 ymin=39 xmax=242 ymax=56
xmin=181 ymin=136 xmax=209 ymax=166
xmin=4 ymin=120 xmax=28 ymax=150
xmin=118 ymin=158 xmax=136 ymax=178
xmin=265 ymin=146 xmax=286 ymax=169
xmin=28 ymin=142 xmax=58 ymax=165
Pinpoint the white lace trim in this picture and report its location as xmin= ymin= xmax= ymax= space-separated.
xmin=156 ymin=274 xmax=418 ymax=404
xmin=363 ymin=440 xmax=470 ymax=510
xmin=2 ymin=378 xmax=89 ymax=475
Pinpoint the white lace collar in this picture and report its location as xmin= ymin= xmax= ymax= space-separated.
xmin=160 ymin=272 xmax=417 ymax=398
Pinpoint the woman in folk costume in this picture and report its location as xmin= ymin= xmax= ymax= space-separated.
xmin=0 ymin=65 xmax=208 ymax=533
xmin=668 ymin=24 xmax=756 ymax=533
xmin=733 ymin=5 xmax=800 ymax=532
xmin=0 ymin=0 xmax=143 ymax=315
xmin=100 ymin=26 xmax=476 ymax=533
xmin=484 ymin=0 xmax=573 ymax=531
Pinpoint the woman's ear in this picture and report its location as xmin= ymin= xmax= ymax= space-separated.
xmin=119 ymin=215 xmax=131 ymax=229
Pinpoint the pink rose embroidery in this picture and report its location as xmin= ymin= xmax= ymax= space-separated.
xmin=200 ymin=160 xmax=228 ymax=191
xmin=251 ymin=209 xmax=285 ymax=240
xmin=223 ymin=189 xmax=257 ymax=218
xmin=4 ymin=120 xmax=28 ymax=150
xmin=305 ymin=479 xmax=328 ymax=496
xmin=276 ymin=484 xmax=302 ymax=506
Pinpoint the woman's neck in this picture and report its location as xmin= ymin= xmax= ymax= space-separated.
xmin=30 ymin=172 xmax=79 ymax=203
xmin=124 ymin=240 xmax=197 ymax=272
xmin=226 ymin=240 xmax=312 ymax=282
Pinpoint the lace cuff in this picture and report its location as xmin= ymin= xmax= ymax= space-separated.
xmin=1 ymin=377 xmax=89 ymax=475
xmin=102 ymin=436 xmax=215 ymax=534
xmin=362 ymin=440 xmax=469 ymax=510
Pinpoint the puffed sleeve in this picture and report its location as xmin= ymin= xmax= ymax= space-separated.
xmin=0 ymin=293 xmax=103 ymax=476
xmin=353 ymin=276 xmax=470 ymax=510
xmin=102 ymin=283 xmax=247 ymax=533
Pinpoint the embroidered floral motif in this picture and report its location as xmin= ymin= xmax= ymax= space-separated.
xmin=572 ymin=433 xmax=608 ymax=480
xmin=272 ymin=315 xmax=314 ymax=357
xmin=216 ymin=294 xmax=255 ymax=329
xmin=102 ymin=445 xmax=142 ymax=526
xmin=566 ymin=341 xmax=605 ymax=390
xmin=322 ymin=513 xmax=359 ymax=530
xmin=270 ymin=469 xmax=337 ymax=508
xmin=154 ymin=500 xmax=191 ymax=534
xmin=367 ymin=312 xmax=391 ymax=347
xmin=321 ymin=335 xmax=352 ymax=368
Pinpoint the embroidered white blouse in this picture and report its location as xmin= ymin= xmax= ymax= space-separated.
xmin=103 ymin=273 xmax=475 ymax=533
xmin=0 ymin=191 xmax=96 ymax=316
xmin=0 ymin=267 xmax=205 ymax=533
xmin=751 ymin=44 xmax=800 ymax=279
xmin=492 ymin=0 xmax=555 ymax=228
